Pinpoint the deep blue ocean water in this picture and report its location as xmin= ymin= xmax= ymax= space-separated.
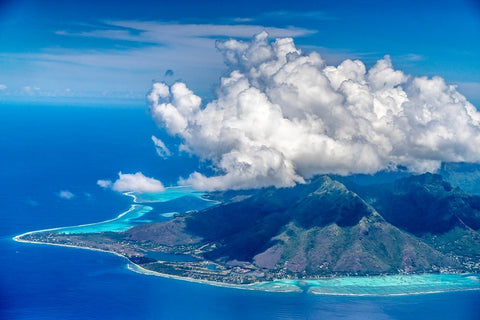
xmin=2 ymin=103 xmax=480 ymax=319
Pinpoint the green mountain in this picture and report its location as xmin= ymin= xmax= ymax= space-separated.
xmin=342 ymin=173 xmax=480 ymax=259
xmin=126 ymin=175 xmax=480 ymax=277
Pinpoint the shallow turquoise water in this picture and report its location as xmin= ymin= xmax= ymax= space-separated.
xmin=53 ymin=187 xmax=212 ymax=234
xmin=248 ymin=274 xmax=480 ymax=296
xmin=54 ymin=204 xmax=153 ymax=234
xmin=4 ymin=104 xmax=480 ymax=319
xmin=44 ymin=186 xmax=480 ymax=296
xmin=128 ymin=186 xmax=208 ymax=203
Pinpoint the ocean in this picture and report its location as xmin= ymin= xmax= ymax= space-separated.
xmin=2 ymin=103 xmax=480 ymax=319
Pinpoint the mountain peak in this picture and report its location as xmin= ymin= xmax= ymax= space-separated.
xmin=348 ymin=173 xmax=480 ymax=236
xmin=124 ymin=173 xmax=480 ymax=280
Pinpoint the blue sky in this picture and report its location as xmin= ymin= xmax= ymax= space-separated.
xmin=0 ymin=0 xmax=479 ymax=106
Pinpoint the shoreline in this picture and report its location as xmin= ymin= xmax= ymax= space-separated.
xmin=12 ymin=233 xmax=480 ymax=296
xmin=12 ymin=234 xmax=265 ymax=292
xmin=11 ymin=204 xmax=144 ymax=237
xmin=125 ymin=261 xmax=287 ymax=292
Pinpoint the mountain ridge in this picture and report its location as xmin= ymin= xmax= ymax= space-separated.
xmin=20 ymin=172 xmax=480 ymax=284
xmin=125 ymin=174 xmax=480 ymax=278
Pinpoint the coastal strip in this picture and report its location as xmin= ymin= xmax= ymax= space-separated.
xmin=126 ymin=262 xmax=301 ymax=292
xmin=12 ymin=233 xmax=293 ymax=292
xmin=12 ymin=233 xmax=480 ymax=296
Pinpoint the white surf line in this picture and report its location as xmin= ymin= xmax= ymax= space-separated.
xmin=12 ymin=234 xmax=128 ymax=261
xmin=12 ymin=187 xmax=211 ymax=243
xmin=12 ymin=204 xmax=150 ymax=240
xmin=126 ymin=263 xmax=301 ymax=292
xmin=13 ymin=233 xmax=277 ymax=293
xmin=12 ymin=234 xmax=480 ymax=295
xmin=308 ymin=287 xmax=480 ymax=297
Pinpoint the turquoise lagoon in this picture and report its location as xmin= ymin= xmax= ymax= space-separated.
xmin=127 ymin=186 xmax=208 ymax=203
xmin=4 ymin=105 xmax=480 ymax=319
xmin=247 ymin=274 xmax=480 ymax=296
xmin=52 ymin=205 xmax=154 ymax=234
xmin=52 ymin=186 xmax=214 ymax=234
xmin=31 ymin=186 xmax=480 ymax=296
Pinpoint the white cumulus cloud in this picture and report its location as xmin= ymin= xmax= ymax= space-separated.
xmin=97 ymin=179 xmax=112 ymax=188
xmin=151 ymin=135 xmax=171 ymax=158
xmin=98 ymin=172 xmax=165 ymax=193
xmin=57 ymin=190 xmax=75 ymax=199
xmin=148 ymin=32 xmax=480 ymax=191
xmin=0 ymin=84 xmax=6 ymax=90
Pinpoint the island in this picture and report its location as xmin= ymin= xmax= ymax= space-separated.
xmin=14 ymin=173 xmax=480 ymax=293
